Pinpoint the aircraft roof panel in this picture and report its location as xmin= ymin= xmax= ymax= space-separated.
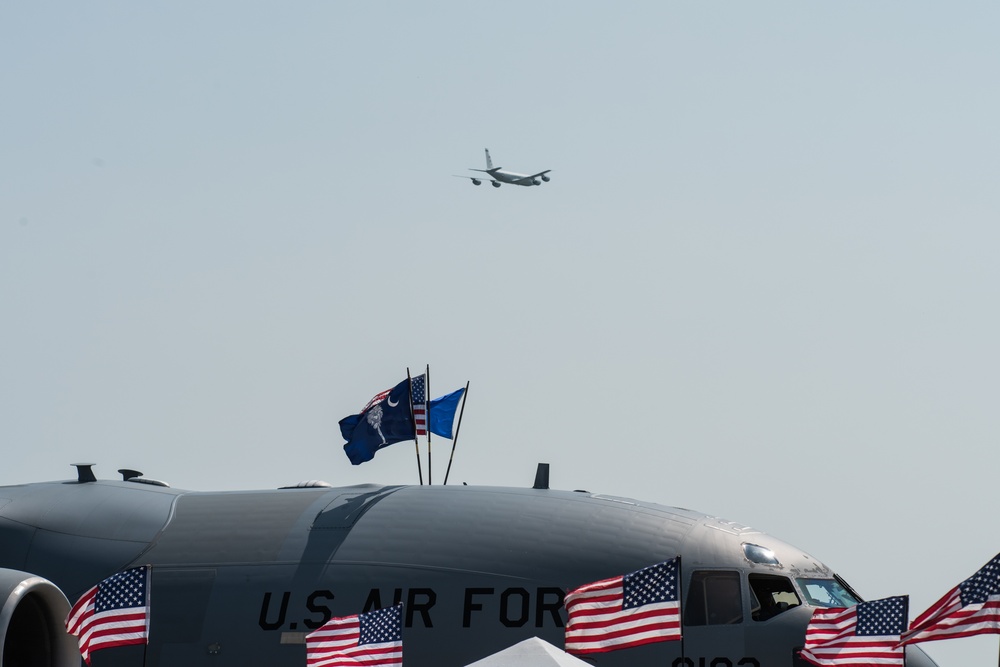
xmin=141 ymin=488 xmax=341 ymax=565
xmin=0 ymin=481 xmax=179 ymax=541
xmin=333 ymin=486 xmax=699 ymax=584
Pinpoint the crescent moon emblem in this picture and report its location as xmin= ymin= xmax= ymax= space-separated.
xmin=387 ymin=396 xmax=399 ymax=407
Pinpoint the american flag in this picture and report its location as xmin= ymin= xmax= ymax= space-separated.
xmin=360 ymin=388 xmax=391 ymax=414
xmin=564 ymin=558 xmax=681 ymax=655
xmin=798 ymin=595 xmax=908 ymax=667
xmin=306 ymin=604 xmax=403 ymax=667
xmin=901 ymin=552 xmax=1000 ymax=645
xmin=64 ymin=565 xmax=151 ymax=665
xmin=411 ymin=374 xmax=427 ymax=436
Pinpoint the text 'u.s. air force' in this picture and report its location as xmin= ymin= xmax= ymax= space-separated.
xmin=258 ymin=586 xmax=564 ymax=631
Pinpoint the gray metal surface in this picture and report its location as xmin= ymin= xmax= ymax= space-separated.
xmin=0 ymin=476 xmax=941 ymax=667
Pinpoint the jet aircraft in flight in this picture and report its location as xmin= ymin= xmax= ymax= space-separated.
xmin=456 ymin=149 xmax=551 ymax=187
xmin=0 ymin=463 xmax=940 ymax=667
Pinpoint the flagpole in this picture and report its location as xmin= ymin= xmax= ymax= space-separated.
xmin=143 ymin=564 xmax=151 ymax=667
xmin=407 ymin=368 xmax=423 ymax=485
xmin=443 ymin=381 xmax=470 ymax=485
xmin=901 ymin=598 xmax=909 ymax=667
xmin=677 ymin=556 xmax=685 ymax=664
xmin=904 ymin=610 xmax=908 ymax=667
xmin=426 ymin=364 xmax=432 ymax=485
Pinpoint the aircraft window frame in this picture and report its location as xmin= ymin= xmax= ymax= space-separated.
xmin=796 ymin=577 xmax=861 ymax=608
xmin=748 ymin=574 xmax=801 ymax=622
xmin=742 ymin=542 xmax=780 ymax=565
xmin=835 ymin=574 xmax=863 ymax=602
xmin=684 ymin=570 xmax=744 ymax=627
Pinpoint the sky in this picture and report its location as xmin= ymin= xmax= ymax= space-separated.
xmin=2 ymin=3 xmax=999 ymax=664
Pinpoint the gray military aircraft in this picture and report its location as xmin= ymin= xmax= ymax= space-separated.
xmin=0 ymin=463 xmax=939 ymax=667
xmin=455 ymin=149 xmax=551 ymax=187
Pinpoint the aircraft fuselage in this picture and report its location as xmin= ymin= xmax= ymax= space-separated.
xmin=488 ymin=169 xmax=542 ymax=186
xmin=0 ymin=476 xmax=940 ymax=667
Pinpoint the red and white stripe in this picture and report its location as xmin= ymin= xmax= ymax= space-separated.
xmin=307 ymin=615 xmax=402 ymax=667
xmin=564 ymin=575 xmax=680 ymax=655
xmin=799 ymin=607 xmax=903 ymax=667
xmin=65 ymin=585 xmax=149 ymax=664
xmin=413 ymin=404 xmax=426 ymax=435
xmin=902 ymin=587 xmax=1000 ymax=644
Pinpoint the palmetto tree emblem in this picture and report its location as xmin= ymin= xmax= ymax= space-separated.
xmin=366 ymin=404 xmax=387 ymax=445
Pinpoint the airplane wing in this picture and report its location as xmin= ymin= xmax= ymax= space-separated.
xmin=509 ymin=170 xmax=552 ymax=184
xmin=453 ymin=175 xmax=494 ymax=186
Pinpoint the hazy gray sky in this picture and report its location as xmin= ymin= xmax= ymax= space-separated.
xmin=3 ymin=3 xmax=999 ymax=664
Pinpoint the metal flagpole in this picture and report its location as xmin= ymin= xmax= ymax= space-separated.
xmin=443 ymin=381 xmax=470 ymax=485
xmin=407 ymin=368 xmax=423 ymax=485
xmin=902 ymin=624 xmax=912 ymax=667
xmin=143 ymin=564 xmax=151 ymax=667
xmin=677 ymin=556 xmax=685 ymax=665
xmin=426 ymin=364 xmax=432 ymax=485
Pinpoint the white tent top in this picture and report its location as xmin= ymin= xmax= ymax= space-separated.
xmin=464 ymin=637 xmax=593 ymax=667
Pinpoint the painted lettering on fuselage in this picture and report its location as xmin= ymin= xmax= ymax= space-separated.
xmin=257 ymin=586 xmax=762 ymax=666
xmin=672 ymin=660 xmax=761 ymax=667
xmin=258 ymin=586 xmax=563 ymax=631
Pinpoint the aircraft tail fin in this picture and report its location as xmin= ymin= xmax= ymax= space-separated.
xmin=485 ymin=148 xmax=494 ymax=171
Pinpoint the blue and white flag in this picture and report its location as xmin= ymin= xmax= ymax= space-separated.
xmin=428 ymin=387 xmax=465 ymax=439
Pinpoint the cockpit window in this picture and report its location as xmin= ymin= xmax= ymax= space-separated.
xmin=797 ymin=578 xmax=861 ymax=608
xmin=742 ymin=543 xmax=780 ymax=565
xmin=685 ymin=570 xmax=743 ymax=626
xmin=748 ymin=574 xmax=801 ymax=621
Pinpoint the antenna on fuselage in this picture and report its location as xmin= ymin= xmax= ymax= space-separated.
xmin=533 ymin=462 xmax=550 ymax=490
xmin=72 ymin=463 xmax=97 ymax=483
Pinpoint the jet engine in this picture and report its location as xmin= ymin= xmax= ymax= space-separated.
xmin=491 ymin=181 xmax=501 ymax=188
xmin=0 ymin=569 xmax=79 ymax=667
xmin=541 ymin=174 xmax=550 ymax=182
xmin=471 ymin=178 xmax=481 ymax=186
xmin=532 ymin=178 xmax=541 ymax=185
